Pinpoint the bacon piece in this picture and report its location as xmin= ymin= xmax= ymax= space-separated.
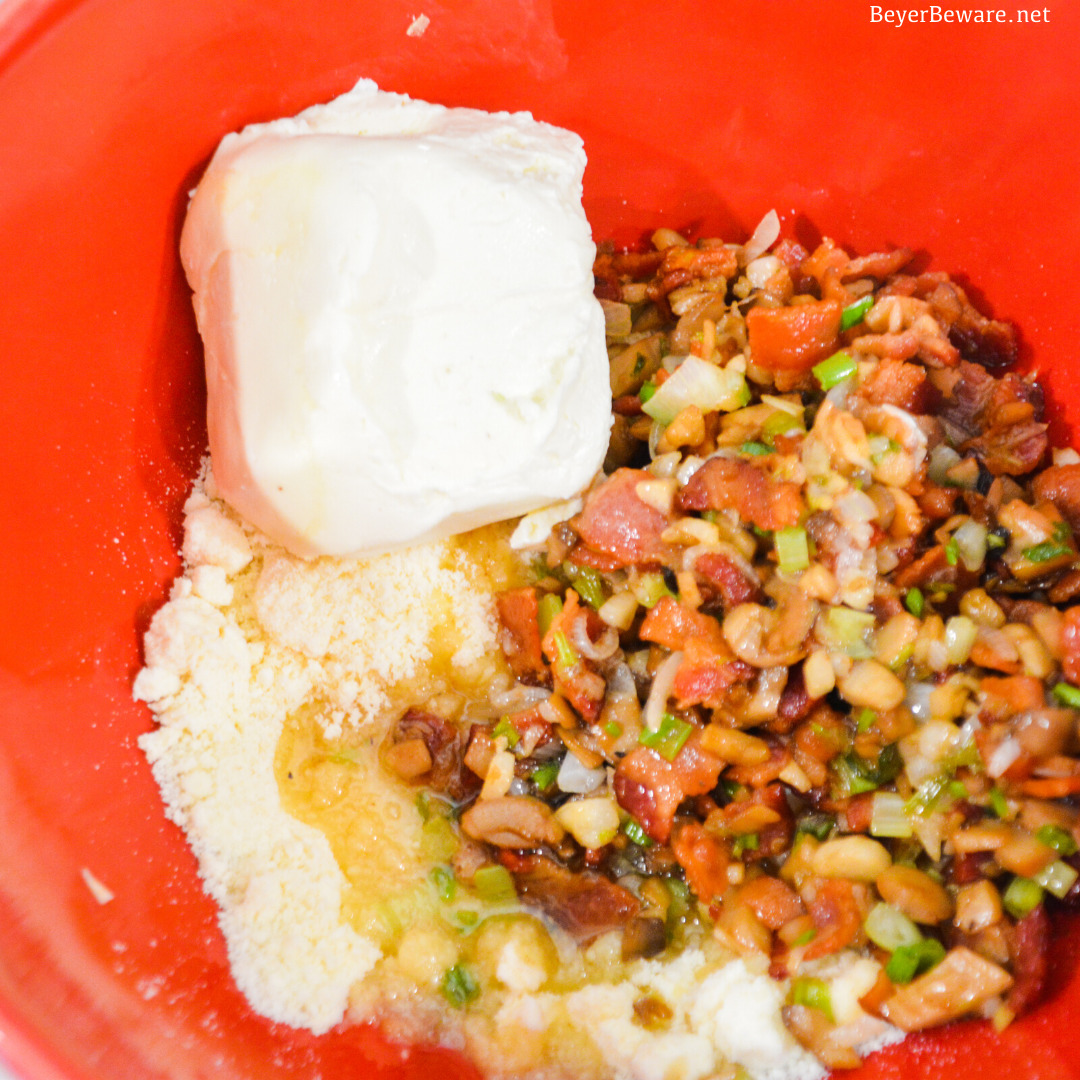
xmin=1033 ymin=464 xmax=1080 ymax=532
xmin=777 ymin=664 xmax=816 ymax=727
xmin=854 ymin=359 xmax=930 ymax=412
xmin=503 ymin=853 xmax=640 ymax=943
xmin=841 ymin=248 xmax=913 ymax=282
xmin=613 ymin=733 xmax=723 ymax=843
xmin=1061 ymin=606 xmax=1080 ymax=686
xmin=495 ymin=587 xmax=549 ymax=685
xmin=919 ymin=278 xmax=1019 ymax=371
xmin=802 ymin=879 xmax=864 ymax=961
xmin=746 ymin=299 xmax=843 ymax=372
xmin=639 ymin=595 xmax=725 ymax=652
xmin=390 ymin=709 xmax=478 ymax=802
xmin=694 ymin=550 xmax=762 ymax=610
xmin=673 ymin=641 xmax=753 ymax=709
xmin=739 ymin=875 xmax=805 ymax=929
xmin=677 ymin=457 xmax=802 ymax=532
xmin=932 ymin=360 xmax=1047 ymax=476
xmin=572 ymin=468 xmax=672 ymax=568
xmin=672 ymin=821 xmax=730 ymax=903
xmin=541 ymin=590 xmax=605 ymax=722
xmin=1007 ymin=904 xmax=1050 ymax=1016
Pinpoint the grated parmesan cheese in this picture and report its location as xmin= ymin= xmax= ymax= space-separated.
xmin=135 ymin=462 xmax=499 ymax=1032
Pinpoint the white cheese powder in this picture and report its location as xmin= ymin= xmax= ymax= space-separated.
xmin=135 ymin=463 xmax=498 ymax=1032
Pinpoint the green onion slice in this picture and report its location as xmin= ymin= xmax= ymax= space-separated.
xmin=840 ymin=295 xmax=874 ymax=331
xmin=812 ymin=350 xmax=858 ymax=390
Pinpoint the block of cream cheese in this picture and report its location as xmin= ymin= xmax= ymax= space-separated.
xmin=180 ymin=79 xmax=610 ymax=557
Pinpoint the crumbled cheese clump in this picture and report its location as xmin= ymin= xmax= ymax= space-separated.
xmin=135 ymin=464 xmax=497 ymax=1031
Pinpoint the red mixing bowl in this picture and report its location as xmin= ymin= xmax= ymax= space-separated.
xmin=1 ymin=1 xmax=1078 ymax=1077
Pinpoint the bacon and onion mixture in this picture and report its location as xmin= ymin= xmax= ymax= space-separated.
xmin=381 ymin=216 xmax=1080 ymax=1067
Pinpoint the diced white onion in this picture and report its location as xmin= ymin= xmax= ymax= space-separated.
xmin=642 ymin=356 xmax=748 ymax=425
xmin=986 ymin=736 xmax=1022 ymax=778
xmin=746 ymin=254 xmax=782 ymax=290
xmin=952 ymin=520 xmax=988 ymax=572
xmin=928 ymin=444 xmax=962 ymax=485
xmin=642 ymin=650 xmax=683 ymax=732
xmin=743 ymin=209 xmax=781 ymax=262
xmin=570 ymin=612 xmax=619 ymax=661
xmin=557 ymin=752 xmax=607 ymax=794
xmin=1054 ymin=447 xmax=1080 ymax=466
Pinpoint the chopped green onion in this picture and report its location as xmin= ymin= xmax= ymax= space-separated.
xmin=905 ymin=773 xmax=954 ymax=818
xmin=885 ymin=938 xmax=946 ymax=984
xmin=762 ymin=410 xmax=803 ymax=441
xmin=420 ymin=816 xmax=460 ymax=863
xmin=944 ymin=536 xmax=959 ymax=566
xmin=635 ymin=570 xmax=675 ymax=609
xmin=987 ymin=532 xmax=1007 ymax=550
xmin=1034 ymin=859 xmax=1079 ymax=899
xmin=834 ymin=744 xmax=902 ymax=797
xmin=856 ymin=707 xmax=876 ymax=732
xmin=1021 ymin=540 xmax=1073 ymax=563
xmin=473 ymin=865 xmax=517 ymax=904
xmin=988 ymin=785 xmax=1010 ymax=820
xmin=568 ymin=565 xmax=605 ymax=610
xmin=1053 ymin=681 xmax=1080 ymax=709
xmin=790 ymin=977 xmax=834 ymax=1021
xmin=537 ymin=593 xmax=563 ymax=637
xmin=441 ymin=963 xmax=480 ymax=1008
xmin=430 ymin=865 xmax=457 ymax=903
xmin=793 ymin=927 xmax=818 ymax=946
xmin=531 ymin=760 xmax=559 ymax=791
xmin=775 ymin=526 xmax=810 ymax=574
xmin=812 ymin=350 xmax=858 ymax=390
xmin=870 ymin=791 xmax=913 ymax=838
xmin=732 ymin=833 xmax=760 ymax=857
xmin=639 ymin=712 xmax=693 ymax=761
xmin=1036 ymin=825 xmax=1079 ymax=856
xmin=840 ymin=295 xmax=874 ymax=331
xmin=639 ymin=380 xmax=658 ymax=403
xmin=416 ymin=790 xmax=454 ymax=823
xmin=622 ymin=819 xmax=654 ymax=847
xmin=453 ymin=909 xmax=479 ymax=928
xmin=1003 ymin=876 xmax=1044 ymax=919
xmin=604 ymin=721 xmax=624 ymax=738
xmin=796 ymin=813 xmax=836 ymax=841
xmin=864 ymin=902 xmax=922 ymax=952
xmin=740 ymin=440 xmax=774 ymax=456
xmin=491 ymin=717 xmax=520 ymax=749
xmin=948 ymin=779 xmax=970 ymax=800
xmin=1054 ymin=519 xmax=1072 ymax=542
xmin=552 ymin=629 xmax=579 ymax=670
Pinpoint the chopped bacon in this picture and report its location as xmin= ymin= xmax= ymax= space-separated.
xmin=932 ymin=360 xmax=1047 ymax=476
xmin=593 ymin=249 xmax=665 ymax=300
xmin=1061 ymin=606 xmax=1080 ymax=686
xmin=802 ymin=878 xmax=864 ymax=961
xmin=841 ymin=248 xmax=913 ymax=282
xmin=776 ymin=664 xmax=817 ymax=728
xmin=746 ymin=299 xmax=843 ymax=373
xmin=503 ymin=853 xmax=640 ymax=943
xmin=613 ymin=733 xmax=723 ymax=843
xmin=495 ymin=588 xmax=549 ymax=685
xmin=672 ymin=821 xmax=729 ymax=903
xmin=739 ymin=875 xmax=805 ymax=929
xmin=673 ymin=640 xmax=753 ymax=709
xmin=854 ymin=359 xmax=930 ymax=412
xmin=677 ymin=456 xmax=803 ymax=532
xmin=639 ymin=595 xmax=725 ymax=652
xmin=572 ymin=468 xmax=673 ymax=568
xmin=541 ymin=590 xmax=605 ymax=722
xmin=391 ymin=709 xmax=478 ymax=802
xmin=1007 ymin=904 xmax=1050 ymax=1016
xmin=919 ymin=277 xmax=1019 ymax=371
xmin=1033 ymin=464 xmax=1080 ymax=532
xmin=694 ymin=550 xmax=762 ymax=609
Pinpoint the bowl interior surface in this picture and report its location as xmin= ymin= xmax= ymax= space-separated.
xmin=1 ymin=1 xmax=1079 ymax=1078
